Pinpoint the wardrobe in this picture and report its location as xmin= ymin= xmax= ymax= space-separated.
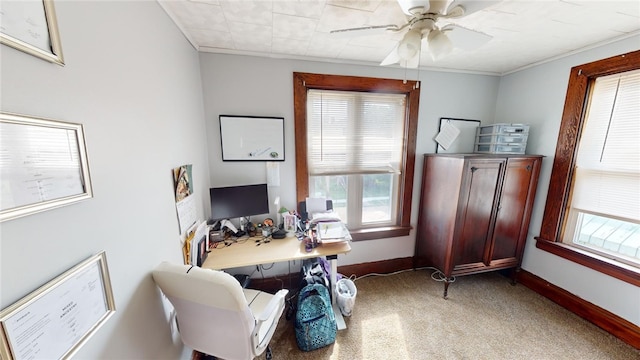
xmin=414 ymin=154 xmax=543 ymax=298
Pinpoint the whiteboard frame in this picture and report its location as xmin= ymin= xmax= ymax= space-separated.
xmin=219 ymin=115 xmax=285 ymax=161
xmin=0 ymin=251 xmax=115 ymax=360
xmin=0 ymin=0 xmax=64 ymax=65
xmin=0 ymin=112 xmax=93 ymax=222
xmin=435 ymin=117 xmax=481 ymax=154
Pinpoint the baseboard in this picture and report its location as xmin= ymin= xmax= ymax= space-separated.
xmin=516 ymin=270 xmax=640 ymax=349
xmin=337 ymin=257 xmax=414 ymax=277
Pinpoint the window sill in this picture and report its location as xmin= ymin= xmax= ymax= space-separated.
xmin=349 ymin=226 xmax=411 ymax=241
xmin=535 ymin=237 xmax=640 ymax=286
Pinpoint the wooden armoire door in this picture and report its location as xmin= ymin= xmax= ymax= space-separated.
xmin=489 ymin=157 xmax=541 ymax=264
xmin=453 ymin=158 xmax=505 ymax=270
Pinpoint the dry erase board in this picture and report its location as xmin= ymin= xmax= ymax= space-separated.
xmin=219 ymin=115 xmax=285 ymax=161
xmin=435 ymin=118 xmax=481 ymax=153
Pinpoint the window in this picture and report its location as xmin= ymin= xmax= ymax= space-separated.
xmin=293 ymin=73 xmax=420 ymax=241
xmin=307 ymin=90 xmax=405 ymax=228
xmin=564 ymin=69 xmax=640 ymax=266
xmin=536 ymin=50 xmax=640 ymax=286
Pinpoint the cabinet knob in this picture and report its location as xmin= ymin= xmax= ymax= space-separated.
xmin=526 ymin=165 xmax=532 ymax=172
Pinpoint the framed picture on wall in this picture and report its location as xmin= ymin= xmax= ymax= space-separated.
xmin=0 ymin=112 xmax=93 ymax=222
xmin=219 ymin=115 xmax=285 ymax=161
xmin=0 ymin=0 xmax=65 ymax=65
xmin=0 ymin=252 xmax=115 ymax=360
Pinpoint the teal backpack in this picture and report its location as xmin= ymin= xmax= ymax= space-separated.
xmin=295 ymin=283 xmax=337 ymax=351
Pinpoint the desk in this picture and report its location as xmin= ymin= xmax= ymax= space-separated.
xmin=201 ymin=235 xmax=351 ymax=329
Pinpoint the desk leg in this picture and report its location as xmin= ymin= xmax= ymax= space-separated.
xmin=327 ymin=255 xmax=346 ymax=330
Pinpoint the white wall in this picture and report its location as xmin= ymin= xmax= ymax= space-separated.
xmin=199 ymin=54 xmax=500 ymax=275
xmin=0 ymin=1 xmax=207 ymax=358
xmin=495 ymin=35 xmax=640 ymax=326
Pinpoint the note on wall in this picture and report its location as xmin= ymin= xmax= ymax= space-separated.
xmin=434 ymin=121 xmax=461 ymax=150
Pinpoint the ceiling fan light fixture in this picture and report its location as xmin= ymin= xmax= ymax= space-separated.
xmin=397 ymin=0 xmax=431 ymax=15
xmin=397 ymin=28 xmax=422 ymax=60
xmin=427 ymin=29 xmax=453 ymax=60
xmin=445 ymin=5 xmax=465 ymax=18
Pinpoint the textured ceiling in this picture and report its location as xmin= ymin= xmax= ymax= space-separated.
xmin=159 ymin=0 xmax=640 ymax=75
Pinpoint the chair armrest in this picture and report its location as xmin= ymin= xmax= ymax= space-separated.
xmin=256 ymin=289 xmax=289 ymax=322
xmin=251 ymin=289 xmax=289 ymax=356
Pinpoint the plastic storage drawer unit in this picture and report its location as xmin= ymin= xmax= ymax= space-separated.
xmin=474 ymin=143 xmax=526 ymax=154
xmin=476 ymin=134 xmax=529 ymax=144
xmin=477 ymin=123 xmax=530 ymax=135
xmin=474 ymin=123 xmax=530 ymax=154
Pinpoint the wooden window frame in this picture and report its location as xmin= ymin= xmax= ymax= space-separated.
xmin=293 ymin=72 xmax=420 ymax=241
xmin=535 ymin=50 xmax=640 ymax=286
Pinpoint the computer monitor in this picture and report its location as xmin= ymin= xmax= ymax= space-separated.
xmin=209 ymin=183 xmax=270 ymax=222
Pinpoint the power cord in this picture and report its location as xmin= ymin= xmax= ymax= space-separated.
xmin=351 ymin=266 xmax=456 ymax=284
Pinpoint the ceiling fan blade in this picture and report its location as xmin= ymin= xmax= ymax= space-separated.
xmin=330 ymin=24 xmax=400 ymax=38
xmin=446 ymin=0 xmax=500 ymax=17
xmin=381 ymin=46 xmax=401 ymax=66
xmin=441 ymin=24 xmax=492 ymax=50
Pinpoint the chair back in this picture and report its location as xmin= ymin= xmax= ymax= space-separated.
xmin=152 ymin=262 xmax=255 ymax=360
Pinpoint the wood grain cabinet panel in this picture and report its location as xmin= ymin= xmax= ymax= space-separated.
xmin=415 ymin=154 xmax=542 ymax=298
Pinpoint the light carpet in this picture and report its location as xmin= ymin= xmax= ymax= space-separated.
xmin=256 ymin=270 xmax=639 ymax=360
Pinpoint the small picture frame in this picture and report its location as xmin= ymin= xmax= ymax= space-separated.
xmin=219 ymin=115 xmax=285 ymax=161
xmin=197 ymin=236 xmax=208 ymax=266
xmin=0 ymin=252 xmax=115 ymax=360
xmin=0 ymin=0 xmax=64 ymax=65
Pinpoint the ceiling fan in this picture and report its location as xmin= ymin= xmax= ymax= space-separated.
xmin=330 ymin=0 xmax=497 ymax=68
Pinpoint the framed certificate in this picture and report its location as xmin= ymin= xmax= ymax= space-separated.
xmin=0 ymin=252 xmax=115 ymax=360
xmin=0 ymin=0 xmax=64 ymax=65
xmin=0 ymin=112 xmax=93 ymax=222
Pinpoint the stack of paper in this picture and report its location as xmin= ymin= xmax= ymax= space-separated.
xmin=316 ymin=221 xmax=350 ymax=243
xmin=310 ymin=211 xmax=342 ymax=224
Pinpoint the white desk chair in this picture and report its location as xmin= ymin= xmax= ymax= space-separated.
xmin=152 ymin=262 xmax=288 ymax=360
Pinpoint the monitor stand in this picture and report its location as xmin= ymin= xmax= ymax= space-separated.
xmin=220 ymin=219 xmax=246 ymax=237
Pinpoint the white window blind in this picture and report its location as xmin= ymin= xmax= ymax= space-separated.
xmin=306 ymin=90 xmax=406 ymax=176
xmin=571 ymin=69 xmax=640 ymax=222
